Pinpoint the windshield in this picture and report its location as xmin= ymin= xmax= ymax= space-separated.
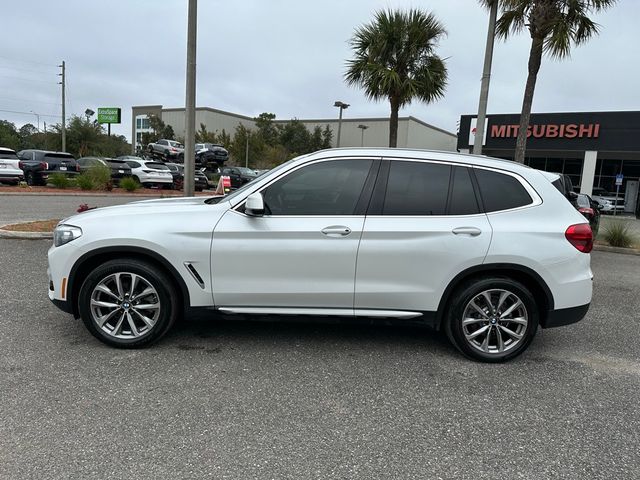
xmin=168 ymin=141 xmax=183 ymax=148
xmin=237 ymin=167 xmax=256 ymax=175
xmin=0 ymin=151 xmax=18 ymax=159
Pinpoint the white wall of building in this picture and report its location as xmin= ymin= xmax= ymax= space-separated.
xmin=162 ymin=108 xmax=255 ymax=138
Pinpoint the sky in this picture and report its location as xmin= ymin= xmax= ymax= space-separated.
xmin=1 ymin=0 xmax=637 ymax=142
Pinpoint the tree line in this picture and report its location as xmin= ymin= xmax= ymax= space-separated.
xmin=0 ymin=116 xmax=130 ymax=159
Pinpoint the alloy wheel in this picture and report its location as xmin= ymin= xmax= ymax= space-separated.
xmin=461 ymin=289 xmax=528 ymax=355
xmin=89 ymin=272 xmax=161 ymax=339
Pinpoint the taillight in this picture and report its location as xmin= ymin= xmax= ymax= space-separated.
xmin=565 ymin=223 xmax=593 ymax=253
xmin=40 ymin=162 xmax=48 ymax=170
xmin=578 ymin=207 xmax=594 ymax=217
xmin=18 ymin=161 xmax=24 ymax=169
xmin=76 ymin=164 xmax=80 ymax=172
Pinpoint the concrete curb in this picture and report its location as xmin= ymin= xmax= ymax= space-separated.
xmin=593 ymin=244 xmax=640 ymax=256
xmin=0 ymin=229 xmax=53 ymax=239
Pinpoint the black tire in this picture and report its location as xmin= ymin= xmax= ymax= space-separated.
xmin=25 ymin=171 xmax=35 ymax=186
xmin=77 ymin=259 xmax=180 ymax=348
xmin=445 ymin=276 xmax=539 ymax=363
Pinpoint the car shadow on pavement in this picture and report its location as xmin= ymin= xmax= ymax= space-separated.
xmin=165 ymin=311 xmax=457 ymax=355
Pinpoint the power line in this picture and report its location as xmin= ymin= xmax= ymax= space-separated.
xmin=0 ymin=55 xmax=57 ymax=68
xmin=0 ymin=74 xmax=57 ymax=84
xmin=0 ymin=64 xmax=56 ymax=75
xmin=0 ymin=108 xmax=60 ymax=119
xmin=0 ymin=95 xmax=61 ymax=106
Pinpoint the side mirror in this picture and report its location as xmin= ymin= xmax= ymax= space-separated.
xmin=245 ymin=192 xmax=265 ymax=217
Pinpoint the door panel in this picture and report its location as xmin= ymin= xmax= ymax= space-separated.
xmin=355 ymin=215 xmax=492 ymax=312
xmin=212 ymin=158 xmax=377 ymax=309
xmin=212 ymin=211 xmax=365 ymax=308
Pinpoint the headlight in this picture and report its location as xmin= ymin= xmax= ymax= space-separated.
xmin=53 ymin=224 xmax=82 ymax=247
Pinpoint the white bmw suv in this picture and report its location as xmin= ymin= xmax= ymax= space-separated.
xmin=48 ymin=149 xmax=593 ymax=362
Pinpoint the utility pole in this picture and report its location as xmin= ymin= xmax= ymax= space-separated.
xmin=183 ymin=0 xmax=197 ymax=197
xmin=245 ymin=131 xmax=250 ymax=168
xmin=473 ymin=1 xmax=497 ymax=155
xmin=58 ymin=61 xmax=66 ymax=152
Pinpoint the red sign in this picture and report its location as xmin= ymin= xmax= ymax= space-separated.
xmin=490 ymin=123 xmax=600 ymax=139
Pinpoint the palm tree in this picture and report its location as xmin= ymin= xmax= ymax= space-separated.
xmin=481 ymin=0 xmax=617 ymax=163
xmin=345 ymin=9 xmax=448 ymax=148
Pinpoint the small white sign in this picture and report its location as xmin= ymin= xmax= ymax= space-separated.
xmin=468 ymin=117 xmax=488 ymax=147
xmin=616 ymin=174 xmax=623 ymax=186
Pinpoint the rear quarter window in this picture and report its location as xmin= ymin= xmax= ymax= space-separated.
xmin=475 ymin=168 xmax=533 ymax=213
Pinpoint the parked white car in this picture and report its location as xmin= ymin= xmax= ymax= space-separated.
xmin=48 ymin=148 xmax=593 ymax=362
xmin=119 ymin=157 xmax=173 ymax=188
xmin=0 ymin=147 xmax=24 ymax=184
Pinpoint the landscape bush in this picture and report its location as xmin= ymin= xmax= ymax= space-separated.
xmin=76 ymin=174 xmax=94 ymax=190
xmin=119 ymin=176 xmax=140 ymax=192
xmin=603 ymin=221 xmax=636 ymax=248
xmin=48 ymin=173 xmax=69 ymax=189
xmin=86 ymin=164 xmax=113 ymax=191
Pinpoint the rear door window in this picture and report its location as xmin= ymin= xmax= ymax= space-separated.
xmin=383 ymin=161 xmax=451 ymax=215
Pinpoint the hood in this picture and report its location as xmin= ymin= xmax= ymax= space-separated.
xmin=62 ymin=195 xmax=227 ymax=226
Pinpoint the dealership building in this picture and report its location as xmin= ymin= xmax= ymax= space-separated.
xmin=458 ymin=111 xmax=640 ymax=213
xmin=131 ymin=104 xmax=457 ymax=153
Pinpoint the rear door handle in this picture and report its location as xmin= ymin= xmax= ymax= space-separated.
xmin=452 ymin=227 xmax=482 ymax=236
xmin=321 ymin=225 xmax=352 ymax=237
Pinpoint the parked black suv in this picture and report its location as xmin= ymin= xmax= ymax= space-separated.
xmin=17 ymin=150 xmax=79 ymax=186
xmin=165 ymin=163 xmax=209 ymax=191
xmin=195 ymin=143 xmax=229 ymax=169
xmin=220 ymin=166 xmax=258 ymax=188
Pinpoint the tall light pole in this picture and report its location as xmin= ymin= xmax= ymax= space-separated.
xmin=183 ymin=0 xmax=198 ymax=197
xmin=473 ymin=0 xmax=498 ymax=155
xmin=357 ymin=124 xmax=368 ymax=147
xmin=30 ymin=111 xmax=40 ymax=132
xmin=333 ymin=101 xmax=349 ymax=147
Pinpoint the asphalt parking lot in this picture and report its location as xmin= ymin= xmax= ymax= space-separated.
xmin=1 ymin=237 xmax=639 ymax=479
xmin=0 ymin=194 xmax=159 ymax=225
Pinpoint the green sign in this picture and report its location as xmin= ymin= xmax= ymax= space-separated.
xmin=97 ymin=107 xmax=122 ymax=124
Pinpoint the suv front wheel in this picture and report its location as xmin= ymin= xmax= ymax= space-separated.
xmin=445 ymin=277 xmax=539 ymax=362
xmin=78 ymin=259 xmax=179 ymax=348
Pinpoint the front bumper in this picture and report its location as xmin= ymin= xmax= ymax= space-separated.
xmin=543 ymin=303 xmax=590 ymax=328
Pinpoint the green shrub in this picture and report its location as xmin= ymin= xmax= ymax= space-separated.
xmin=86 ymin=164 xmax=112 ymax=191
xmin=120 ymin=176 xmax=140 ymax=192
xmin=48 ymin=173 xmax=70 ymax=189
xmin=76 ymin=174 xmax=94 ymax=190
xmin=603 ymin=221 xmax=636 ymax=248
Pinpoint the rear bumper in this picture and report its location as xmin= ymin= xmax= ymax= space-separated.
xmin=543 ymin=303 xmax=590 ymax=328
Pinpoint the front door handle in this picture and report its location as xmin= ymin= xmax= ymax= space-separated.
xmin=321 ymin=225 xmax=352 ymax=237
xmin=452 ymin=226 xmax=482 ymax=236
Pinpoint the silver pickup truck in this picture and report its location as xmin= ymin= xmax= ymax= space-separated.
xmin=147 ymin=139 xmax=184 ymax=161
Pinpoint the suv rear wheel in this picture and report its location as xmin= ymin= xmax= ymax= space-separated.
xmin=78 ymin=259 xmax=179 ymax=348
xmin=445 ymin=277 xmax=539 ymax=362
